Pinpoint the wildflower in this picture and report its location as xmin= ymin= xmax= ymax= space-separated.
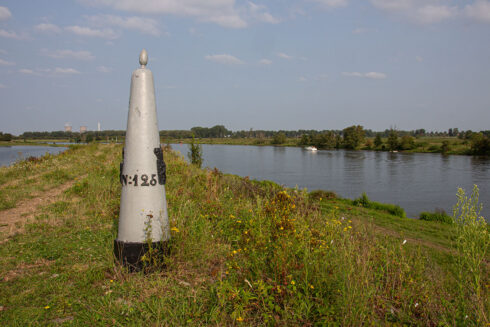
xmin=236 ymin=220 xmax=241 ymax=223
xmin=402 ymin=240 xmax=407 ymax=245
xmin=236 ymin=317 xmax=244 ymax=322
xmin=291 ymin=280 xmax=295 ymax=285
xmin=414 ymin=303 xmax=419 ymax=308
xmin=171 ymin=227 xmax=180 ymax=233
xmin=44 ymin=306 xmax=50 ymax=310
xmin=291 ymin=204 xmax=296 ymax=209
xmin=110 ymin=279 xmax=114 ymax=283
xmin=232 ymin=250 xmax=237 ymax=255
xmin=230 ymin=214 xmax=235 ymax=219
xmin=310 ymin=284 xmax=314 ymax=289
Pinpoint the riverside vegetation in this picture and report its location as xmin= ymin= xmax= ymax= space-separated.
xmin=0 ymin=144 xmax=488 ymax=325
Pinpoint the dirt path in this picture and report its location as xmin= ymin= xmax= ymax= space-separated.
xmin=0 ymin=178 xmax=81 ymax=241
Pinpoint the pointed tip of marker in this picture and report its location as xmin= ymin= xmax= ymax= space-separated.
xmin=139 ymin=49 xmax=148 ymax=68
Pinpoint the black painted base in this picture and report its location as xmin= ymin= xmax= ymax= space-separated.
xmin=114 ymin=240 xmax=168 ymax=272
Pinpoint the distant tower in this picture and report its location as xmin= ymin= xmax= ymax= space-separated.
xmin=64 ymin=123 xmax=72 ymax=132
xmin=80 ymin=126 xmax=87 ymax=133
xmin=98 ymin=122 xmax=101 ymax=132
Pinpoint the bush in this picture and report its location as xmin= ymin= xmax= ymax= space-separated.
xmin=188 ymin=136 xmax=203 ymax=168
xmin=272 ymin=132 xmax=286 ymax=145
xmin=353 ymin=192 xmax=406 ymax=218
xmin=419 ymin=210 xmax=452 ymax=224
xmin=309 ymin=190 xmax=338 ymax=201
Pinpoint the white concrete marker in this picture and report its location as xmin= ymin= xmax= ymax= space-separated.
xmin=114 ymin=49 xmax=170 ymax=269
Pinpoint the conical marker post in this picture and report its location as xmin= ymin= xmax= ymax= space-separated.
xmin=114 ymin=49 xmax=170 ymax=270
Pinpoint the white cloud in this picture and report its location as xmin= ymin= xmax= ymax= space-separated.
xmin=416 ymin=5 xmax=457 ymax=24
xmin=312 ymin=0 xmax=348 ymax=8
xmin=277 ymin=52 xmax=293 ymax=60
xmin=86 ymin=14 xmax=161 ymax=36
xmin=54 ymin=67 xmax=81 ymax=74
xmin=370 ymin=0 xmax=457 ymax=24
xmin=42 ymin=49 xmax=95 ymax=61
xmin=342 ymin=72 xmax=363 ymax=77
xmin=0 ymin=29 xmax=24 ymax=39
xmin=0 ymin=6 xmax=12 ymax=21
xmin=259 ymin=59 xmax=272 ymax=65
xmin=97 ymin=65 xmax=112 ymax=73
xmin=343 ymin=71 xmax=387 ymax=79
xmin=19 ymin=68 xmax=35 ymax=74
xmin=248 ymin=2 xmax=280 ymax=24
xmin=34 ymin=23 xmax=62 ymax=34
xmin=0 ymin=58 xmax=15 ymax=66
xmin=465 ymin=0 xmax=490 ymax=23
xmin=81 ymin=0 xmax=247 ymax=28
xmin=205 ymin=54 xmax=244 ymax=65
xmin=65 ymin=26 xmax=118 ymax=39
xmin=365 ymin=72 xmax=387 ymax=79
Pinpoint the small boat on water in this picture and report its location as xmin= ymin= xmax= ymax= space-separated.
xmin=305 ymin=146 xmax=318 ymax=151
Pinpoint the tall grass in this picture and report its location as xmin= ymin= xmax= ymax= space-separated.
xmin=452 ymin=185 xmax=489 ymax=324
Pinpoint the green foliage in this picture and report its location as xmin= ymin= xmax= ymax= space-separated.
xmin=188 ymin=136 xmax=203 ymax=168
xmin=0 ymin=132 xmax=13 ymax=141
xmin=374 ymin=133 xmax=383 ymax=148
xmin=342 ymin=125 xmax=365 ymax=150
xmin=441 ymin=140 xmax=450 ymax=154
xmin=470 ymin=133 xmax=490 ymax=155
xmin=353 ymin=192 xmax=406 ymax=218
xmin=271 ymin=132 xmax=286 ymax=145
xmin=387 ymin=129 xmax=399 ymax=151
xmin=419 ymin=210 xmax=453 ymax=224
xmin=400 ymin=135 xmax=415 ymax=150
xmin=452 ymin=185 xmax=489 ymax=323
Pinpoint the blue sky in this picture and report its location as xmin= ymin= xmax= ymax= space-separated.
xmin=0 ymin=0 xmax=489 ymax=135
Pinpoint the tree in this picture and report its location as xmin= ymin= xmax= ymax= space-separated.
xmin=387 ymin=129 xmax=399 ymax=151
xmin=470 ymin=133 xmax=490 ymax=155
xmin=342 ymin=125 xmax=365 ymax=150
xmin=374 ymin=133 xmax=383 ymax=149
xmin=272 ymin=132 xmax=286 ymax=145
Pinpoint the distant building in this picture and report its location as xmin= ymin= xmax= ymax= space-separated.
xmin=80 ymin=126 xmax=87 ymax=133
xmin=64 ymin=123 xmax=72 ymax=132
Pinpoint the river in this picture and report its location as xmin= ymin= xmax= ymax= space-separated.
xmin=0 ymin=146 xmax=67 ymax=167
xmin=172 ymin=143 xmax=490 ymax=219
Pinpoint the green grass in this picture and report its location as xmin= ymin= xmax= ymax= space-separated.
xmin=0 ymin=144 xmax=488 ymax=325
xmin=420 ymin=211 xmax=453 ymax=224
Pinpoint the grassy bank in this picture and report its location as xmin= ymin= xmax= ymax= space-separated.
xmin=0 ymin=144 xmax=488 ymax=325
xmin=162 ymin=136 xmax=476 ymax=155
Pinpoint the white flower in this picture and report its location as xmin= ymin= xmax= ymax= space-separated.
xmin=402 ymin=240 xmax=407 ymax=245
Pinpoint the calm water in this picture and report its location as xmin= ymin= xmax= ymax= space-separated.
xmin=172 ymin=144 xmax=490 ymax=219
xmin=0 ymin=146 xmax=67 ymax=167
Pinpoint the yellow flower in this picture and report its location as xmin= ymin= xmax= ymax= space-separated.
xmin=230 ymin=214 xmax=235 ymax=218
xmin=44 ymin=306 xmax=50 ymax=310
xmin=110 ymin=279 xmax=114 ymax=283
xmin=236 ymin=220 xmax=241 ymax=223
xmin=171 ymin=227 xmax=180 ymax=233
xmin=291 ymin=280 xmax=295 ymax=285
xmin=310 ymin=285 xmax=314 ymax=289
xmin=291 ymin=204 xmax=296 ymax=209
xmin=236 ymin=317 xmax=244 ymax=322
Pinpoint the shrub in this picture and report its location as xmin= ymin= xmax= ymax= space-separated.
xmin=419 ymin=209 xmax=452 ymax=224
xmin=353 ymin=192 xmax=406 ymax=218
xmin=188 ymin=136 xmax=203 ymax=168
